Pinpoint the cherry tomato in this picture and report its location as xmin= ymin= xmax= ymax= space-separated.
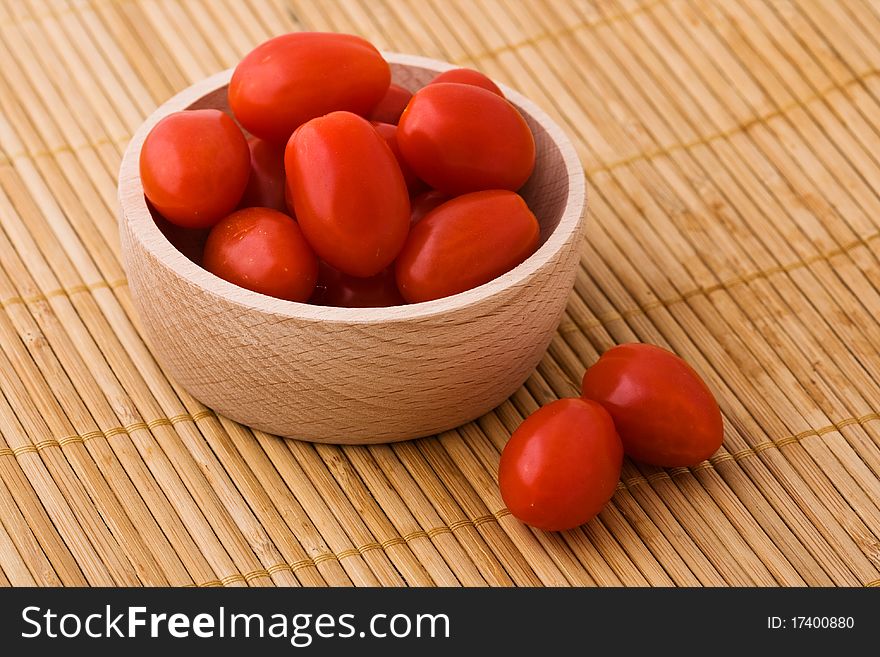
xmin=498 ymin=398 xmax=623 ymax=532
xmin=284 ymin=178 xmax=295 ymax=216
xmin=140 ymin=109 xmax=249 ymax=228
xmin=229 ymin=32 xmax=390 ymax=143
xmin=398 ymin=83 xmax=535 ymax=194
xmin=580 ymin=343 xmax=723 ymax=467
xmin=203 ymin=207 xmax=317 ymax=301
xmin=371 ymin=121 xmax=425 ymax=194
xmin=429 ymin=68 xmax=504 ymax=96
xmin=395 ymin=190 xmax=539 ymax=303
xmin=238 ymin=138 xmax=287 ymax=212
xmin=409 ymin=189 xmax=448 ymax=224
xmin=310 ymin=261 xmax=405 ymax=308
xmin=368 ymin=83 xmax=412 ymax=124
xmin=286 ymin=111 xmax=410 ymax=278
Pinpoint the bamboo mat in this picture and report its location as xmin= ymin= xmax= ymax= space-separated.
xmin=0 ymin=0 xmax=878 ymax=587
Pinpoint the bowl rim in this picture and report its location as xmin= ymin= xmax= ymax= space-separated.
xmin=118 ymin=52 xmax=586 ymax=325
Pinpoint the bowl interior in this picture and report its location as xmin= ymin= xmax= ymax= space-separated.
xmin=155 ymin=61 xmax=569 ymax=262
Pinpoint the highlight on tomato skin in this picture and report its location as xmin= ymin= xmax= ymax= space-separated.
xmin=394 ymin=190 xmax=540 ymax=303
xmin=202 ymin=207 xmax=318 ymax=302
xmin=228 ymin=32 xmax=391 ymax=143
xmin=397 ymin=82 xmax=536 ymax=195
xmin=580 ymin=343 xmax=724 ymax=468
xmin=429 ymin=68 xmax=505 ymax=97
xmin=140 ymin=109 xmax=250 ymax=229
xmin=498 ymin=398 xmax=624 ymax=532
xmin=285 ymin=111 xmax=411 ymax=279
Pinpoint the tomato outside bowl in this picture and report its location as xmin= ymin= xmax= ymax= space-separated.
xmin=118 ymin=53 xmax=587 ymax=444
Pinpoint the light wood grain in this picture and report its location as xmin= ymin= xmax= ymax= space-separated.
xmin=118 ymin=54 xmax=587 ymax=443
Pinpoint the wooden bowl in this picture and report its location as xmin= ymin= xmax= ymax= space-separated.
xmin=118 ymin=53 xmax=587 ymax=444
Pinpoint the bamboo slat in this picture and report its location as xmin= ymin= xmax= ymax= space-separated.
xmin=0 ymin=0 xmax=878 ymax=587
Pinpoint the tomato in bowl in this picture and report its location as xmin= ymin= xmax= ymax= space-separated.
xmin=118 ymin=53 xmax=586 ymax=443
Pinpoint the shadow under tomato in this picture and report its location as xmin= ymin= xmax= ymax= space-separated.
xmin=152 ymin=208 xmax=211 ymax=266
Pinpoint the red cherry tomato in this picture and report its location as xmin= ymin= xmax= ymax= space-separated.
xmin=409 ymin=189 xmax=448 ymax=224
xmin=498 ymin=398 xmax=623 ymax=531
xmin=228 ymin=32 xmax=390 ymax=143
xmin=429 ymin=68 xmax=504 ymax=96
xmin=203 ymin=207 xmax=317 ymax=301
xmin=310 ymin=261 xmax=405 ymax=308
xmin=140 ymin=109 xmax=249 ymax=228
xmin=284 ymin=178 xmax=295 ymax=216
xmin=395 ymin=190 xmax=539 ymax=303
xmin=238 ymin=138 xmax=287 ymax=212
xmin=398 ymin=83 xmax=535 ymax=195
xmin=368 ymin=83 xmax=412 ymax=124
xmin=371 ymin=121 xmax=425 ymax=194
xmin=580 ymin=343 xmax=723 ymax=467
xmin=286 ymin=111 xmax=410 ymax=278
